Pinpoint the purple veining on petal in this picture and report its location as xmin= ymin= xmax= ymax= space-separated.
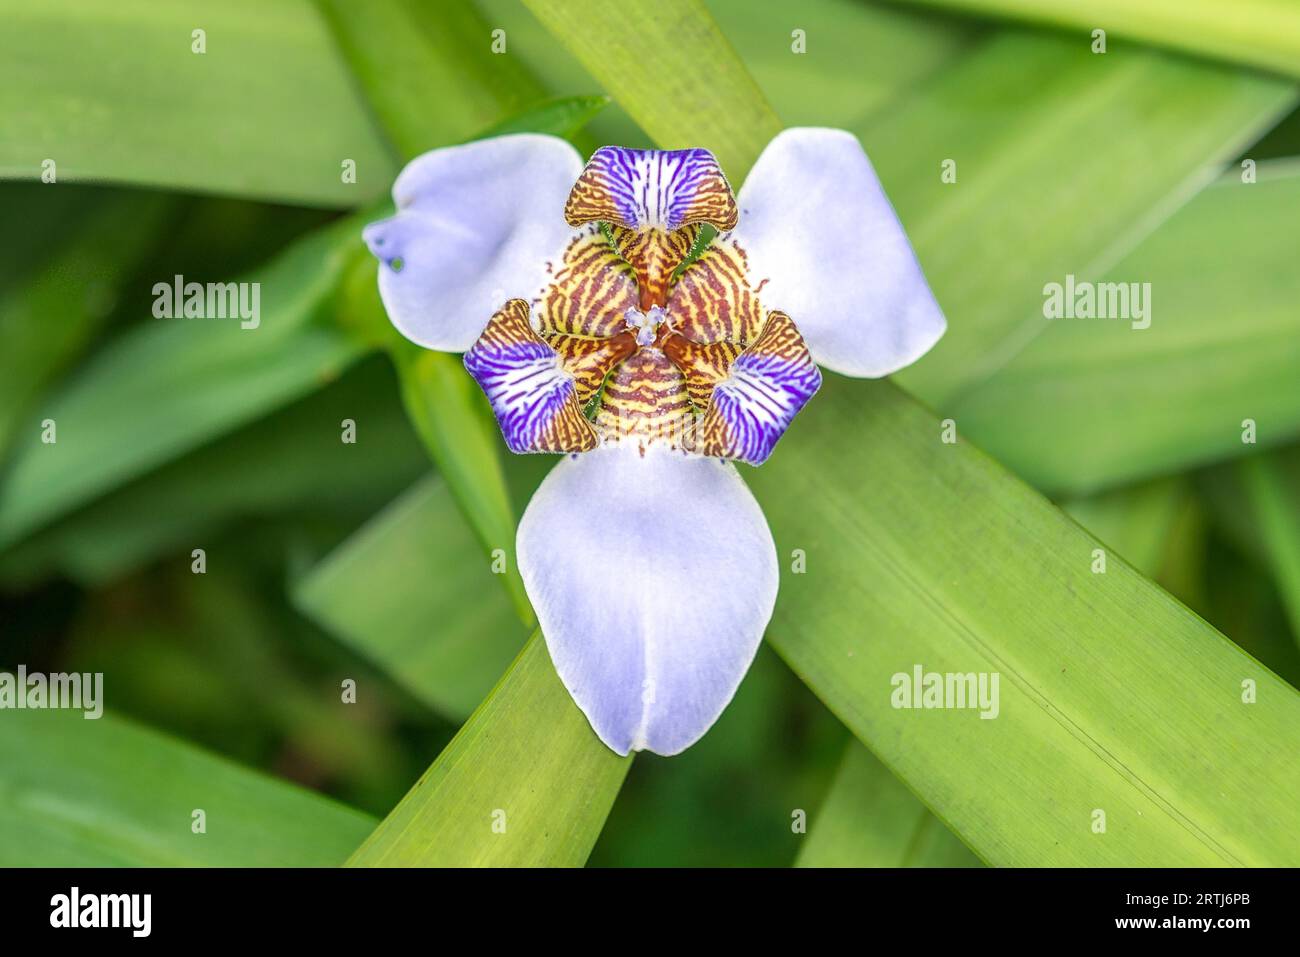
xmin=706 ymin=316 xmax=822 ymax=466
xmin=464 ymin=336 xmax=580 ymax=454
xmin=566 ymin=147 xmax=737 ymax=231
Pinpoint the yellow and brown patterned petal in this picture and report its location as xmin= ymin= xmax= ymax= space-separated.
xmin=610 ymin=222 xmax=700 ymax=309
xmin=593 ymin=347 xmax=697 ymax=452
xmin=660 ymin=334 xmax=743 ymax=411
xmin=534 ymin=225 xmax=640 ymax=339
xmin=463 ymin=299 xmax=599 ymax=454
xmin=664 ymin=233 xmax=764 ymax=346
xmin=547 ymin=331 xmax=638 ymax=407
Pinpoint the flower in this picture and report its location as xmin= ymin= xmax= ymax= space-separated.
xmin=363 ymin=129 xmax=945 ymax=756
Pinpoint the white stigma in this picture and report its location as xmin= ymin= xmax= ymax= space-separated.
xmin=623 ymin=305 xmax=669 ymax=346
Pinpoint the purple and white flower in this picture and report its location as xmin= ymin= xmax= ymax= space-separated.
xmin=363 ymin=128 xmax=945 ymax=755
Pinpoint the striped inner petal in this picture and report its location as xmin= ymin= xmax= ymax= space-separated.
xmin=665 ymin=233 xmax=764 ymax=346
xmin=546 ymin=331 xmax=638 ymax=407
xmin=535 ymin=225 xmax=640 ymax=339
xmin=661 ymin=335 xmax=743 ymax=411
xmin=463 ymin=299 xmax=598 ymax=454
xmin=700 ymin=312 xmax=822 ymax=466
xmin=564 ymin=147 xmax=738 ymax=232
xmin=594 ymin=347 xmax=696 ymax=452
xmin=611 ymin=222 xmax=700 ymax=310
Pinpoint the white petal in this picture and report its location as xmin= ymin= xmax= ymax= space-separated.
xmin=734 ymin=127 xmax=946 ymax=378
xmin=517 ymin=444 xmax=778 ymax=756
xmin=362 ymin=134 xmax=583 ymax=352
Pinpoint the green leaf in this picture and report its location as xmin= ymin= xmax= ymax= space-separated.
xmin=951 ymin=163 xmax=1300 ymax=493
xmin=0 ymin=0 xmax=395 ymax=206
xmin=522 ymin=0 xmax=783 ymax=179
xmin=1061 ymin=478 xmax=1191 ymax=578
xmin=707 ymin=0 xmax=979 ymax=130
xmin=477 ymin=94 xmax=612 ymax=141
xmin=0 ymin=189 xmax=177 ymax=455
xmin=0 ymin=215 xmax=369 ymax=548
xmin=750 ymin=376 xmax=1300 ymax=866
xmin=0 ymin=708 xmax=374 ymax=866
xmin=314 ymin=0 xmax=545 ymax=161
xmin=1238 ymin=449 xmax=1300 ymax=645
xmin=293 ymin=474 xmax=525 ymax=721
xmin=0 ymin=355 xmax=426 ymax=588
xmin=348 ymin=634 xmax=631 ymax=866
xmin=798 ymin=742 xmax=980 ymax=867
xmin=885 ymin=0 xmax=1300 ymax=81
xmin=870 ymin=32 xmax=1296 ymax=404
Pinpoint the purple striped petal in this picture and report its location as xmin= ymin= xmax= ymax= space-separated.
xmin=701 ymin=312 xmax=821 ymax=465
xmin=463 ymin=300 xmax=597 ymax=454
xmin=565 ymin=147 xmax=737 ymax=231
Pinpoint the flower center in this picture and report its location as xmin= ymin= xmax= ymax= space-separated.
xmin=623 ymin=305 xmax=668 ymax=347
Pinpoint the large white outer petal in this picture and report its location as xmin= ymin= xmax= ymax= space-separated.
xmin=362 ymin=134 xmax=583 ymax=352
xmin=735 ymin=127 xmax=946 ymax=378
xmin=517 ymin=444 xmax=778 ymax=756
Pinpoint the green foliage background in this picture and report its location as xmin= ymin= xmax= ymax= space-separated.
xmin=1 ymin=0 xmax=1298 ymax=866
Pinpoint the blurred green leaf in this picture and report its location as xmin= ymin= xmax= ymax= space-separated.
xmin=315 ymin=0 xmax=545 ymax=161
xmin=0 ymin=708 xmax=374 ymax=866
xmin=871 ymin=32 xmax=1295 ymax=404
xmin=886 ymin=0 xmax=1300 ymax=80
xmin=1063 ymin=477 xmax=1209 ymax=614
xmin=0 ymin=354 xmax=424 ymax=587
xmin=751 ymin=375 xmax=1300 ymax=866
xmin=478 ymin=94 xmax=612 ymax=141
xmin=0 ymin=191 xmax=177 ymax=455
xmin=293 ymin=474 xmax=525 ymax=721
xmin=389 ymin=344 xmax=535 ymax=625
xmin=952 ymin=163 xmax=1300 ymax=493
xmin=348 ymin=633 xmax=630 ymax=866
xmin=1239 ymin=449 xmax=1300 ymax=645
xmin=0 ymin=0 xmax=395 ymax=206
xmin=708 ymin=0 xmax=978 ymax=129
xmin=0 ymin=216 xmax=370 ymax=548
xmin=798 ymin=742 xmax=980 ymax=867
xmin=1062 ymin=478 xmax=1190 ymax=578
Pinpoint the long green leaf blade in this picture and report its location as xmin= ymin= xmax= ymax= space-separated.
xmin=0 ymin=0 xmax=396 ymax=205
xmin=347 ymin=634 xmax=630 ymax=867
xmin=886 ymin=0 xmax=1300 ymax=80
xmin=0 ymin=709 xmax=374 ymax=866
xmin=951 ymin=163 xmax=1300 ymax=493
xmin=751 ymin=376 xmax=1300 ymax=866
xmin=293 ymin=475 xmax=525 ymax=721
xmin=872 ymin=32 xmax=1295 ymax=403
xmin=522 ymin=0 xmax=782 ymax=178
xmin=798 ymin=742 xmax=980 ymax=867
xmin=0 ymin=217 xmax=369 ymax=547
